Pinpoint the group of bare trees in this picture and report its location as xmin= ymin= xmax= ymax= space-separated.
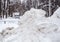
xmin=0 ymin=0 xmax=10 ymax=18
xmin=15 ymin=0 xmax=58 ymax=17
xmin=14 ymin=0 xmax=60 ymax=16
xmin=0 ymin=0 xmax=60 ymax=18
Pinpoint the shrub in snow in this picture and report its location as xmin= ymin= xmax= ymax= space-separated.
xmin=0 ymin=27 xmax=16 ymax=37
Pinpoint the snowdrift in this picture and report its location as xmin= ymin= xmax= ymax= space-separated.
xmin=1 ymin=8 xmax=60 ymax=42
xmin=51 ymin=7 xmax=60 ymax=18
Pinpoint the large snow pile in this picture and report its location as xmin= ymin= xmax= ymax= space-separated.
xmin=19 ymin=8 xmax=60 ymax=33
xmin=1 ymin=8 xmax=60 ymax=42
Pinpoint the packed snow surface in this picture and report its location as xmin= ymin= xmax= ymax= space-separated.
xmin=0 ymin=18 xmax=19 ymax=32
xmin=0 ymin=8 xmax=60 ymax=42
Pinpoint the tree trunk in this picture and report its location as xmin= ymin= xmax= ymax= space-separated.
xmin=0 ymin=0 xmax=1 ymax=16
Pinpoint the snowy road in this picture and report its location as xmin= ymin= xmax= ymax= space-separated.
xmin=0 ymin=18 xmax=19 ymax=32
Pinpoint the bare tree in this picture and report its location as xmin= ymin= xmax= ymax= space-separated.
xmin=0 ymin=0 xmax=2 ymax=16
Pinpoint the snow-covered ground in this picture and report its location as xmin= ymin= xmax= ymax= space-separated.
xmin=0 ymin=8 xmax=60 ymax=42
xmin=0 ymin=18 xmax=19 ymax=32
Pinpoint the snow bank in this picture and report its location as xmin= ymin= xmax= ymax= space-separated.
xmin=18 ymin=8 xmax=60 ymax=42
xmin=1 ymin=8 xmax=60 ymax=42
xmin=48 ymin=7 xmax=60 ymax=28
xmin=51 ymin=7 xmax=60 ymax=18
xmin=20 ymin=8 xmax=47 ymax=24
